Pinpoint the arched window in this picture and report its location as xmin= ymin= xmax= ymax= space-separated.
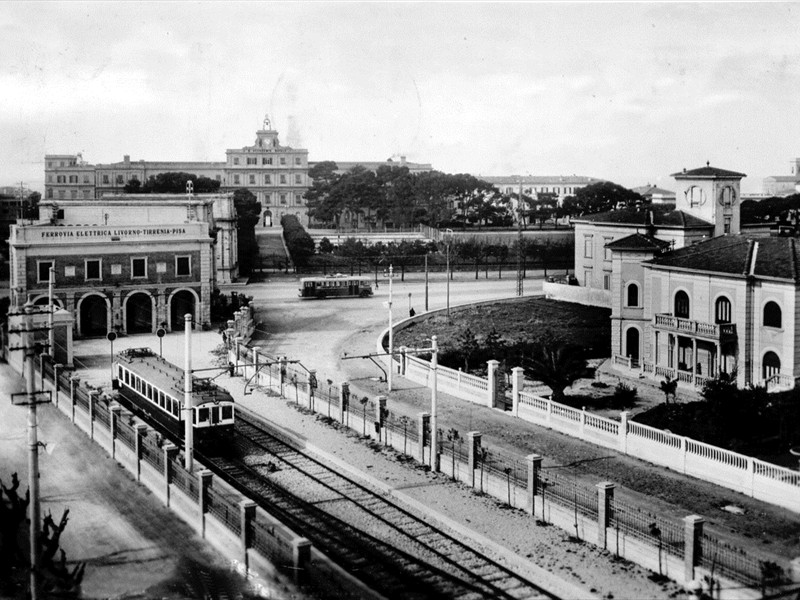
xmin=674 ymin=290 xmax=690 ymax=319
xmin=762 ymin=351 xmax=781 ymax=380
xmin=763 ymin=301 xmax=782 ymax=328
xmin=626 ymin=283 xmax=640 ymax=307
xmin=715 ymin=296 xmax=732 ymax=324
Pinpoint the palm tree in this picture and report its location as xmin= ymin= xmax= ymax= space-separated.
xmin=523 ymin=342 xmax=587 ymax=403
xmin=659 ymin=377 xmax=677 ymax=405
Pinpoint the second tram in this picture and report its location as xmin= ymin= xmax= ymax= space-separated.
xmin=299 ymin=275 xmax=374 ymax=299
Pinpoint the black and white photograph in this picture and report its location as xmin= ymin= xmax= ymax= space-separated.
xmin=2 ymin=2 xmax=800 ymax=599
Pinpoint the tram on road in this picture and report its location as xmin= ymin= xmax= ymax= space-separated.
xmin=299 ymin=274 xmax=374 ymax=299
xmin=113 ymin=347 xmax=235 ymax=449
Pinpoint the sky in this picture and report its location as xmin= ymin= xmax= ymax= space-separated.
xmin=2 ymin=2 xmax=800 ymax=194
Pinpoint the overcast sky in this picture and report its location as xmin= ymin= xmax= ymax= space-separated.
xmin=3 ymin=2 xmax=800 ymax=194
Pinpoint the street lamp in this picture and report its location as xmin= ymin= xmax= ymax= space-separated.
xmin=444 ymin=229 xmax=453 ymax=318
xmin=430 ymin=335 xmax=439 ymax=471
xmin=387 ymin=265 xmax=395 ymax=392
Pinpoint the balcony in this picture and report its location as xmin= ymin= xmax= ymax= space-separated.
xmin=653 ymin=313 xmax=736 ymax=341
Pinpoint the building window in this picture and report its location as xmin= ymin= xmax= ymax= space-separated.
xmin=295 ymin=174 xmax=302 ymax=184
xmin=686 ymin=185 xmax=706 ymax=207
xmin=626 ymin=283 xmax=639 ymax=307
xmin=233 ymin=175 xmax=240 ymax=185
xmin=723 ymin=217 xmax=731 ymax=234
xmin=715 ymin=296 xmax=732 ymax=324
xmin=280 ymin=194 xmax=287 ymax=205
xmin=215 ymin=175 xmax=221 ymax=181
xmin=603 ymin=238 xmax=613 ymax=261
xmin=70 ymin=190 xmax=78 ymax=199
xmin=47 ymin=189 xmax=53 ymax=199
xmin=583 ymin=269 xmax=592 ymax=286
xmin=719 ymin=186 xmax=736 ymax=207
xmin=295 ymin=194 xmax=303 ymax=205
xmin=233 ymin=157 xmax=240 ymax=165
xmin=247 ymin=157 xmax=257 ymax=165
xmin=83 ymin=175 xmax=90 ymax=183
xmin=280 ymin=175 xmax=287 ymax=184
xmin=116 ymin=175 xmax=124 ymax=184
xmin=294 ymin=156 xmax=301 ymax=165
xmin=37 ymin=261 xmax=54 ymax=283
xmin=280 ymin=156 xmax=286 ymax=165
xmin=68 ymin=175 xmax=77 ymax=183
xmin=131 ymin=258 xmax=147 ymax=278
xmin=83 ymin=190 xmax=91 ymax=198
xmin=58 ymin=190 xmax=65 ymax=199
xmin=583 ymin=235 xmax=593 ymax=259
xmin=102 ymin=175 xmax=109 ymax=184
xmin=263 ymin=194 xmax=271 ymax=205
xmin=264 ymin=174 xmax=271 ymax=184
xmin=249 ymin=174 xmax=255 ymax=184
xmin=764 ymin=301 xmax=782 ymax=328
xmin=762 ymin=351 xmax=781 ymax=380
xmin=262 ymin=157 xmax=272 ymax=165
xmin=603 ymin=274 xmax=610 ymax=290
xmin=85 ymin=259 xmax=101 ymax=281
xmin=674 ymin=290 xmax=690 ymax=319
xmin=175 ymin=255 xmax=191 ymax=276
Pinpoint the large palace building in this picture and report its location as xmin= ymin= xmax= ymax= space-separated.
xmin=8 ymin=193 xmax=235 ymax=338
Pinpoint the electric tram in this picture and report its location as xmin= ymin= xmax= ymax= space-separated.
xmin=299 ymin=274 xmax=374 ymax=299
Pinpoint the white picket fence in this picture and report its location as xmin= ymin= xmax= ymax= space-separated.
xmin=402 ymin=354 xmax=800 ymax=513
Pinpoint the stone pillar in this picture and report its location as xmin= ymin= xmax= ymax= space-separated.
xmin=240 ymin=500 xmax=257 ymax=569
xmin=692 ymin=338 xmax=697 ymax=380
xmin=417 ymin=412 xmax=430 ymax=464
xmin=526 ymin=454 xmax=543 ymax=517
xmin=69 ymin=377 xmax=78 ymax=422
xmin=683 ymin=515 xmax=705 ymax=583
xmin=375 ymin=395 xmax=387 ymax=443
xmin=399 ymin=346 xmax=407 ymax=376
xmin=486 ymin=359 xmax=500 ymax=408
xmin=134 ymin=424 xmax=148 ymax=481
xmin=511 ymin=367 xmax=524 ymax=417
xmin=338 ymin=382 xmax=349 ymax=424
xmin=251 ymin=346 xmax=260 ymax=381
xmin=88 ymin=390 xmax=100 ymax=439
xmin=109 ymin=404 xmax=122 ymax=459
xmin=198 ymin=470 xmax=213 ymax=537
xmin=52 ymin=363 xmax=60 ymax=407
xmin=308 ymin=369 xmax=317 ymax=412
xmin=292 ymin=538 xmax=312 ymax=585
xmin=163 ymin=444 xmax=179 ymax=507
xmin=467 ymin=431 xmax=482 ymax=489
xmin=596 ymin=482 xmax=615 ymax=549
xmin=619 ymin=411 xmax=629 ymax=454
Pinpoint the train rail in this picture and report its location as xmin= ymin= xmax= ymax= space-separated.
xmin=216 ymin=409 xmax=560 ymax=600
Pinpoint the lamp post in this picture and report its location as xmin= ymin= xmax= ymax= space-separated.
xmin=430 ymin=335 xmax=439 ymax=471
xmin=184 ymin=313 xmax=194 ymax=471
xmin=387 ymin=265 xmax=394 ymax=392
xmin=445 ymin=229 xmax=453 ymax=318
xmin=424 ymin=253 xmax=429 ymax=312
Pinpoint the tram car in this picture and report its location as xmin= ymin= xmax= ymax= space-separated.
xmin=299 ymin=274 xmax=374 ymax=299
xmin=113 ymin=347 xmax=235 ymax=451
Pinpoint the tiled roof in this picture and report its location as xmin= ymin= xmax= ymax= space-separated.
xmin=573 ymin=206 xmax=713 ymax=228
xmin=631 ymin=185 xmax=675 ymax=197
xmin=647 ymin=235 xmax=800 ymax=281
xmin=605 ymin=233 xmax=671 ymax=252
xmin=671 ymin=164 xmax=746 ymax=179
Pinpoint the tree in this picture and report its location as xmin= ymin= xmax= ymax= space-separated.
xmin=659 ymin=377 xmax=677 ymax=405
xmin=281 ymin=215 xmax=315 ymax=268
xmin=232 ymin=189 xmax=262 ymax=276
xmin=523 ymin=341 xmax=587 ymax=402
xmin=305 ymin=161 xmax=341 ymax=226
xmin=128 ymin=172 xmax=221 ymax=194
xmin=456 ymin=327 xmax=479 ymax=372
xmin=564 ymin=181 xmax=645 ymax=216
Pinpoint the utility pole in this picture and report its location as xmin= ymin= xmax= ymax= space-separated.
xmin=516 ymin=179 xmax=524 ymax=297
xmin=430 ymin=335 xmax=439 ymax=472
xmin=184 ymin=313 xmax=194 ymax=471
xmin=48 ymin=268 xmax=54 ymax=358
xmin=25 ymin=303 xmax=41 ymax=600
xmin=387 ymin=265 xmax=394 ymax=392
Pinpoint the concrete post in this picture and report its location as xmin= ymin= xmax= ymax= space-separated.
xmin=292 ymin=538 xmax=312 ymax=585
xmin=163 ymin=444 xmax=179 ymax=507
xmin=526 ymin=454 xmax=543 ymax=517
xmin=239 ymin=500 xmax=257 ymax=569
xmin=308 ymin=369 xmax=317 ymax=412
xmin=417 ymin=412 xmax=430 ymax=464
xmin=467 ymin=431 xmax=482 ymax=489
xmin=399 ymin=346 xmax=407 ymax=376
xmin=486 ymin=360 xmax=500 ymax=408
xmin=339 ymin=382 xmax=349 ymax=425
xmin=580 ymin=408 xmax=586 ymax=439
xmin=134 ymin=424 xmax=148 ymax=481
xmin=109 ymin=404 xmax=121 ymax=459
xmin=88 ymin=390 xmax=100 ymax=440
xmin=52 ymin=363 xmax=60 ymax=407
xmin=683 ymin=515 xmax=705 ymax=583
xmin=511 ymin=367 xmax=524 ymax=417
xmin=619 ymin=411 xmax=629 ymax=454
xmin=596 ymin=482 xmax=615 ymax=549
xmin=198 ymin=470 xmax=213 ymax=537
xmin=376 ymin=395 xmax=387 ymax=444
xmin=251 ymin=346 xmax=260 ymax=382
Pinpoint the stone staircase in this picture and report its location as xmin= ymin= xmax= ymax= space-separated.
xmin=255 ymin=228 xmax=290 ymax=270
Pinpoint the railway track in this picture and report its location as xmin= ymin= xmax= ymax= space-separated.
xmin=209 ymin=408 xmax=560 ymax=600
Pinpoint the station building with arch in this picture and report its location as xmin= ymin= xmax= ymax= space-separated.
xmin=7 ymin=193 xmax=233 ymax=340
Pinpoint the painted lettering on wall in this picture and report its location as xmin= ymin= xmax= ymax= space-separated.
xmin=41 ymin=227 xmax=188 ymax=238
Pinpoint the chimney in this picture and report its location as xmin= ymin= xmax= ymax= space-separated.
xmin=400 ymin=155 xmax=406 ymax=166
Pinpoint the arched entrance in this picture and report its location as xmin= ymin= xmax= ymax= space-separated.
xmin=625 ymin=328 xmax=640 ymax=364
xmin=125 ymin=292 xmax=153 ymax=334
xmin=79 ymin=294 xmax=108 ymax=337
xmin=763 ymin=351 xmax=781 ymax=380
xmin=263 ymin=210 xmax=273 ymax=227
xmin=170 ymin=290 xmax=196 ymax=330
xmin=33 ymin=296 xmax=63 ymax=308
